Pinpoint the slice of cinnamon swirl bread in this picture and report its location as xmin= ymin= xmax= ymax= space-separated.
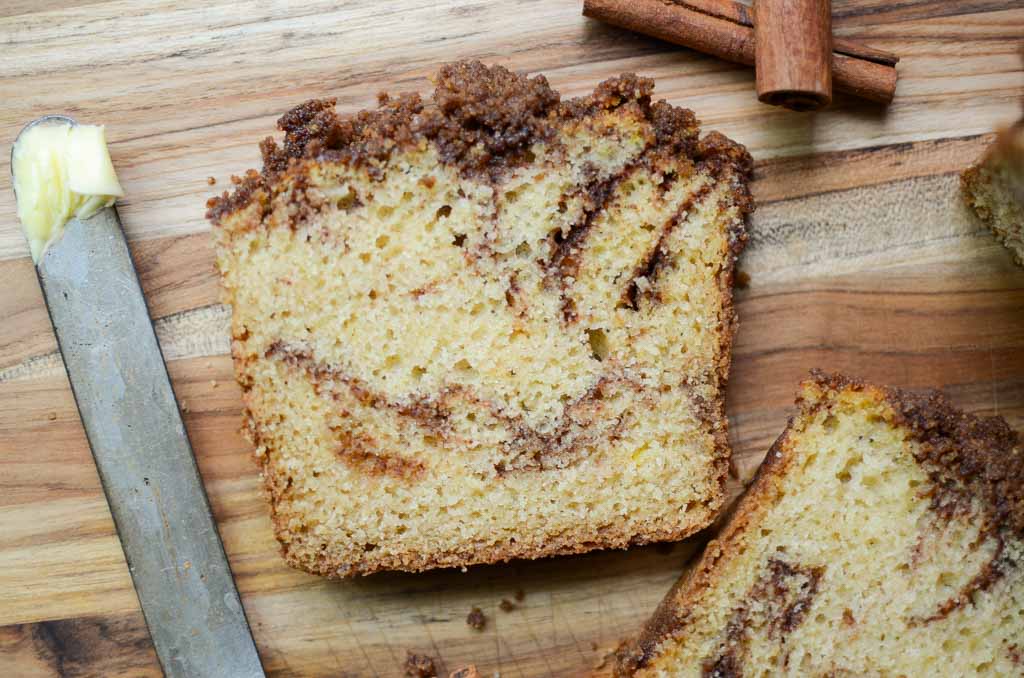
xmin=963 ymin=120 xmax=1024 ymax=265
xmin=207 ymin=61 xmax=752 ymax=576
xmin=617 ymin=372 xmax=1024 ymax=677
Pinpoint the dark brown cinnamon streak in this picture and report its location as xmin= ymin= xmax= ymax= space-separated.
xmin=582 ymin=0 xmax=898 ymax=105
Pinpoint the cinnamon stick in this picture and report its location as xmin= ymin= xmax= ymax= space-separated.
xmin=582 ymin=0 xmax=898 ymax=105
xmin=755 ymin=0 xmax=832 ymax=111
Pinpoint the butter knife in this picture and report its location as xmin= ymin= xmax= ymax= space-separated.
xmin=13 ymin=116 xmax=265 ymax=678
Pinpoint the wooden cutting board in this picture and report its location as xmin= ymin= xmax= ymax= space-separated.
xmin=1 ymin=1 xmax=1022 ymax=676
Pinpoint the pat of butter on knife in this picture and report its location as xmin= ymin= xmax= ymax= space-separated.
xmin=12 ymin=121 xmax=124 ymax=261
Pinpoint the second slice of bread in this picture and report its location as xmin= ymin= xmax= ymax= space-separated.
xmin=962 ymin=120 xmax=1024 ymax=265
xmin=618 ymin=371 xmax=1024 ymax=676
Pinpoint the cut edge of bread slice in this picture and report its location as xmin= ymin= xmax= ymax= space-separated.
xmin=208 ymin=62 xmax=753 ymax=576
xmin=617 ymin=370 xmax=1024 ymax=676
xmin=962 ymin=120 xmax=1024 ymax=265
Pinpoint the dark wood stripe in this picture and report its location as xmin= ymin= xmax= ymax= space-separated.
xmin=752 ymin=134 xmax=993 ymax=205
xmin=0 ymin=613 xmax=161 ymax=678
xmin=831 ymin=0 xmax=1021 ymax=26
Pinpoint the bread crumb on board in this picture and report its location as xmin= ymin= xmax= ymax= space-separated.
xmin=404 ymin=651 xmax=437 ymax=677
xmin=465 ymin=606 xmax=486 ymax=630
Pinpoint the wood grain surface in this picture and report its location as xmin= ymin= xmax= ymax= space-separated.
xmin=1 ymin=1 xmax=1023 ymax=676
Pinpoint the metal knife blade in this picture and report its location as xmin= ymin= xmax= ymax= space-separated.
xmin=18 ymin=121 xmax=265 ymax=677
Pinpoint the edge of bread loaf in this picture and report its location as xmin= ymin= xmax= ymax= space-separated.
xmin=211 ymin=62 xmax=754 ymax=576
xmin=962 ymin=120 xmax=1024 ymax=265
xmin=615 ymin=370 xmax=1024 ymax=675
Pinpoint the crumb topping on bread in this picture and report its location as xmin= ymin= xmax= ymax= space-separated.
xmin=805 ymin=370 xmax=1024 ymax=538
xmin=207 ymin=61 xmax=750 ymax=227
